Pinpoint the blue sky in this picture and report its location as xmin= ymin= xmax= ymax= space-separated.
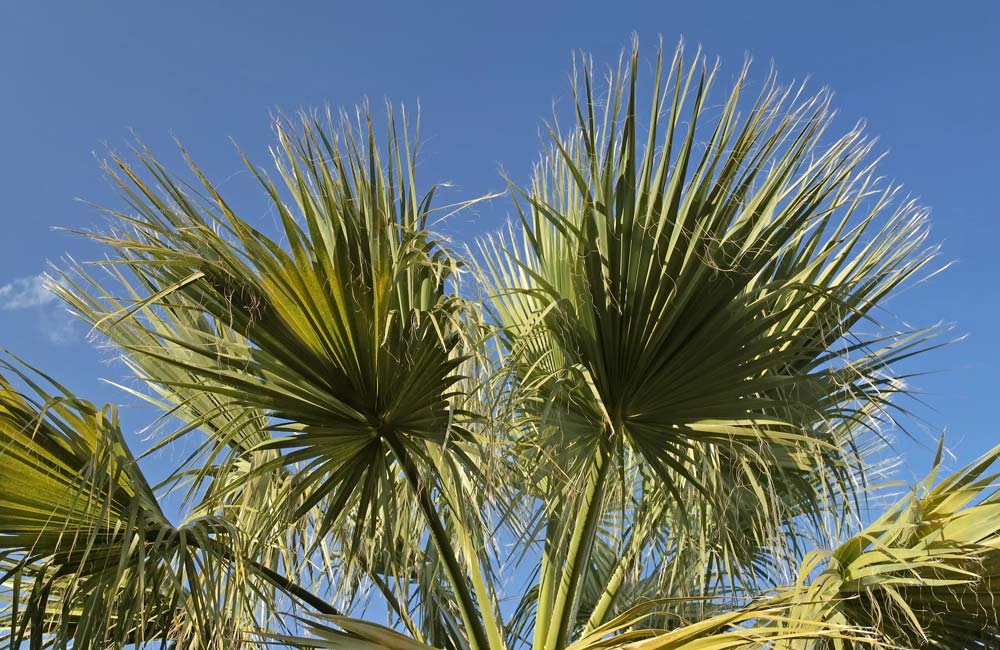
xmin=1 ymin=1 xmax=997 ymax=483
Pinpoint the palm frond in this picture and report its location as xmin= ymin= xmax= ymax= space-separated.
xmin=565 ymin=597 xmax=872 ymax=650
xmin=0 ymin=356 xmax=253 ymax=649
xmin=479 ymin=40 xmax=937 ymax=649
xmin=781 ymin=441 xmax=1000 ymax=649
xmin=52 ymin=106 xmax=504 ymax=650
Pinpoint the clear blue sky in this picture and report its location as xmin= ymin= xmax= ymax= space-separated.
xmin=1 ymin=1 xmax=997 ymax=482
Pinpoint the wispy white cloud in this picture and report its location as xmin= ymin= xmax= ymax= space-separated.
xmin=39 ymin=307 xmax=78 ymax=345
xmin=0 ymin=272 xmax=78 ymax=345
xmin=0 ymin=274 xmax=57 ymax=310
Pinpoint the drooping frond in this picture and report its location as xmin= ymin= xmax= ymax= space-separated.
xmin=553 ymin=597 xmax=869 ymax=650
xmin=779 ymin=442 xmax=1000 ymax=649
xmin=0 ymin=356 xmax=255 ymax=649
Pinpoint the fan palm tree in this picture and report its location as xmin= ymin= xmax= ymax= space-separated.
xmin=2 ymin=41 xmax=996 ymax=650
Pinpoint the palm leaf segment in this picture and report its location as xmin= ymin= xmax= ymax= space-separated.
xmin=0 ymin=358 xmax=246 ymax=649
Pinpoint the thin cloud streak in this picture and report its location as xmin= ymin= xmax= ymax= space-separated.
xmin=0 ymin=274 xmax=57 ymax=310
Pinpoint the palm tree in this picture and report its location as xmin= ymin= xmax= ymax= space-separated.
xmin=2 ymin=41 xmax=998 ymax=650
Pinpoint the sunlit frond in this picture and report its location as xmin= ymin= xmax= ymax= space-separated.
xmin=50 ymin=106 xmax=505 ymax=650
xmin=0 ymin=356 xmax=254 ymax=649
xmin=479 ymin=39 xmax=937 ymax=648
xmin=779 ymin=442 xmax=1000 ymax=649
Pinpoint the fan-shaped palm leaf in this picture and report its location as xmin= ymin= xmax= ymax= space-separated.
xmin=51 ymin=107 xmax=504 ymax=650
xmin=778 ymin=441 xmax=1000 ymax=649
xmin=479 ymin=41 xmax=937 ymax=650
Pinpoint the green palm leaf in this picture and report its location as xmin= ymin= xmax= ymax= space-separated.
xmin=0 ymin=356 xmax=253 ymax=649
xmin=780 ymin=441 xmax=1000 ymax=649
xmin=480 ymin=41 xmax=937 ymax=649
xmin=51 ymin=107 xmax=504 ymax=650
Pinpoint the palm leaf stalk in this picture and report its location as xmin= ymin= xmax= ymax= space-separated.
xmin=0 ymin=40 xmax=978 ymax=650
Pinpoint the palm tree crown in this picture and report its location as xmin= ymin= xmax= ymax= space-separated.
xmin=2 ymin=41 xmax=996 ymax=650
